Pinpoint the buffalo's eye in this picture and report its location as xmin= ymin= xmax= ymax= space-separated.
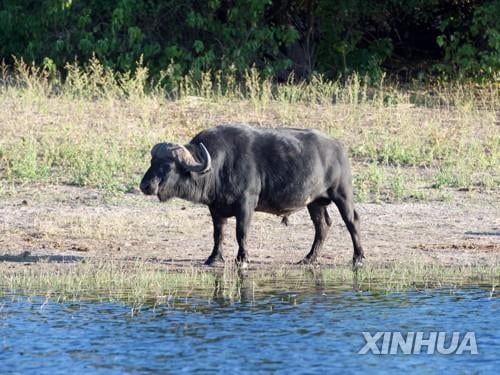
xmin=151 ymin=159 xmax=172 ymax=175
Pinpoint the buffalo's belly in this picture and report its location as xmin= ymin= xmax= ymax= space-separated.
xmin=256 ymin=191 xmax=328 ymax=215
xmin=255 ymin=203 xmax=304 ymax=216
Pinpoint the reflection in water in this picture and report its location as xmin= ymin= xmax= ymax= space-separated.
xmin=206 ymin=266 xmax=407 ymax=307
xmin=209 ymin=266 xmax=348 ymax=307
xmin=0 ymin=275 xmax=498 ymax=374
xmin=211 ymin=267 xmax=255 ymax=305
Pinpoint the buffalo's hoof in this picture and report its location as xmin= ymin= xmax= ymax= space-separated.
xmin=236 ymin=259 xmax=249 ymax=269
xmin=352 ymin=258 xmax=364 ymax=271
xmin=297 ymin=257 xmax=317 ymax=265
xmin=204 ymin=254 xmax=224 ymax=266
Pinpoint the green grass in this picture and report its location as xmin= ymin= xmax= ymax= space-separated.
xmin=0 ymin=57 xmax=498 ymax=202
xmin=0 ymin=259 xmax=498 ymax=307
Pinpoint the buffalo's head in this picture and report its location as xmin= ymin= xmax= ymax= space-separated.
xmin=140 ymin=142 xmax=212 ymax=201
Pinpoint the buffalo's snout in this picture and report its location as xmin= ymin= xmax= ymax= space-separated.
xmin=140 ymin=181 xmax=157 ymax=195
xmin=140 ymin=174 xmax=160 ymax=195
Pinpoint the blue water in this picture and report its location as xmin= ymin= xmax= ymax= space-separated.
xmin=0 ymin=286 xmax=498 ymax=374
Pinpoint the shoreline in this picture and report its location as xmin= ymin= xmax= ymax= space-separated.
xmin=1 ymin=184 xmax=498 ymax=270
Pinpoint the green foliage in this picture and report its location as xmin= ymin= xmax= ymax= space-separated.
xmin=0 ymin=0 xmax=298 ymax=78
xmin=184 ymin=0 xmax=299 ymax=75
xmin=315 ymin=1 xmax=395 ymax=79
xmin=435 ymin=1 xmax=500 ymax=80
xmin=0 ymin=1 xmax=498 ymax=80
xmin=6 ymin=139 xmax=51 ymax=181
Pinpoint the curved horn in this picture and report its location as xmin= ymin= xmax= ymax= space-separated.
xmin=197 ymin=143 xmax=212 ymax=173
xmin=174 ymin=143 xmax=212 ymax=174
xmin=151 ymin=142 xmax=212 ymax=174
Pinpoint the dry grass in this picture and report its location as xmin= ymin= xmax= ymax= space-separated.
xmin=0 ymin=58 xmax=498 ymax=202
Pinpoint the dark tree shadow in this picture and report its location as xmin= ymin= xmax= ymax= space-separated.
xmin=0 ymin=254 xmax=84 ymax=263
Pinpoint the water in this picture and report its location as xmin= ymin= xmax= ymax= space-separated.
xmin=0 ymin=283 xmax=498 ymax=374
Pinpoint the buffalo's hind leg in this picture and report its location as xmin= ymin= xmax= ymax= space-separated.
xmin=204 ymin=207 xmax=227 ymax=266
xmin=330 ymin=185 xmax=365 ymax=270
xmin=299 ymin=202 xmax=331 ymax=265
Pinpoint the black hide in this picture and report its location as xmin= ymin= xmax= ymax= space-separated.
xmin=140 ymin=124 xmax=364 ymax=268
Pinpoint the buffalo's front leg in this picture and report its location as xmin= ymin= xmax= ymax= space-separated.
xmin=204 ymin=207 xmax=227 ymax=266
xmin=235 ymin=198 xmax=255 ymax=268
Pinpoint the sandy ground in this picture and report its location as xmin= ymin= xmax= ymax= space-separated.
xmin=0 ymin=185 xmax=499 ymax=270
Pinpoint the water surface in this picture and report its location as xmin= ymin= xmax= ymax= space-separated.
xmin=0 ymin=279 xmax=498 ymax=374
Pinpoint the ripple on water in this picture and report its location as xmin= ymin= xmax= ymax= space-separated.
xmin=0 ymin=284 xmax=498 ymax=374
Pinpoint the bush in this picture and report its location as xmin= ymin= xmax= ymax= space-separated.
xmin=0 ymin=0 xmax=498 ymax=80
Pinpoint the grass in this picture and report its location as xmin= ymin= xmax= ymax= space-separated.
xmin=0 ymin=57 xmax=498 ymax=202
xmin=0 ymin=259 xmax=498 ymax=307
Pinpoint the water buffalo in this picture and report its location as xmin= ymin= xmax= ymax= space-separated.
xmin=140 ymin=124 xmax=364 ymax=268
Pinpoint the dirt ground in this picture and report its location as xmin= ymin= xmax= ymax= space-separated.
xmin=0 ymin=185 xmax=499 ymax=270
